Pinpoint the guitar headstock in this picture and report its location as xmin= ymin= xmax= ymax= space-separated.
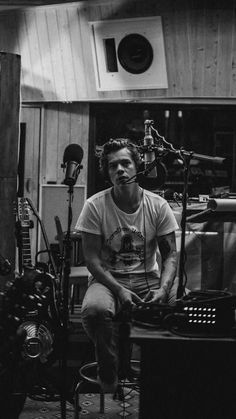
xmin=15 ymin=197 xmax=32 ymax=228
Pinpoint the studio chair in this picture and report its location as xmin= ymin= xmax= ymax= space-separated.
xmin=54 ymin=215 xmax=89 ymax=314
xmin=73 ymin=316 xmax=140 ymax=419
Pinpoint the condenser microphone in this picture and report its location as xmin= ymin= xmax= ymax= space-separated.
xmin=137 ymin=120 xmax=167 ymax=190
xmin=142 ymin=119 xmax=157 ymax=178
xmin=62 ymin=143 xmax=83 ymax=186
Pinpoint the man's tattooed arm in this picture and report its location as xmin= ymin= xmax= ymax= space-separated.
xmin=157 ymin=231 xmax=178 ymax=295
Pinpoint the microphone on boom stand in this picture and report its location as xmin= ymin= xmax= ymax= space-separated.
xmin=142 ymin=119 xmax=158 ymax=178
xmin=134 ymin=118 xmax=225 ymax=302
xmin=137 ymin=119 xmax=167 ymax=190
xmin=60 ymin=143 xmax=83 ymax=419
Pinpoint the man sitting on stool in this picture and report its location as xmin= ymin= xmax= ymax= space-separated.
xmin=75 ymin=138 xmax=179 ymax=393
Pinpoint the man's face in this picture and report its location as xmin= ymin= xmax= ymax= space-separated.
xmin=107 ymin=147 xmax=137 ymax=186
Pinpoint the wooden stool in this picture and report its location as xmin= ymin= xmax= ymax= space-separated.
xmin=73 ymin=360 xmax=140 ymax=419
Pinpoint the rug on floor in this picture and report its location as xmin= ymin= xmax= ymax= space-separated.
xmin=19 ymin=387 xmax=139 ymax=418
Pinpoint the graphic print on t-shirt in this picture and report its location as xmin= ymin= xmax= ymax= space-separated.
xmin=106 ymin=226 xmax=145 ymax=269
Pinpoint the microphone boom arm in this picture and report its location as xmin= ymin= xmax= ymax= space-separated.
xmin=149 ymin=124 xmax=225 ymax=164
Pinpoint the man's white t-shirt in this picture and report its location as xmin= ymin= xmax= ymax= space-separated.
xmin=75 ymin=188 xmax=178 ymax=276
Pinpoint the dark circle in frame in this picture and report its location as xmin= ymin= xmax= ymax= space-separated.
xmin=117 ymin=33 xmax=153 ymax=74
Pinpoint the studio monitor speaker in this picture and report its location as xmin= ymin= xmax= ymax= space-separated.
xmin=90 ymin=17 xmax=168 ymax=91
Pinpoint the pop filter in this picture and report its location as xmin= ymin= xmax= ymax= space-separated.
xmin=137 ymin=161 xmax=167 ymax=190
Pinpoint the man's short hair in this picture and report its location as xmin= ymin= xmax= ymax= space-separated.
xmin=99 ymin=138 xmax=141 ymax=181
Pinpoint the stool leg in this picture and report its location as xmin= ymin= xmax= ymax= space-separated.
xmin=113 ymin=383 xmax=125 ymax=401
xmin=100 ymin=391 xmax=105 ymax=413
xmin=70 ymin=284 xmax=75 ymax=314
xmin=74 ymin=381 xmax=84 ymax=419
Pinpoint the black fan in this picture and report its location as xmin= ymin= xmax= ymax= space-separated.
xmin=18 ymin=321 xmax=54 ymax=362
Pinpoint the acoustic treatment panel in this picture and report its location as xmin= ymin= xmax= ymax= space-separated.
xmin=90 ymin=17 xmax=168 ymax=91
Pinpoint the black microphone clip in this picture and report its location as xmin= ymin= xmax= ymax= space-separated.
xmin=61 ymin=161 xmax=83 ymax=186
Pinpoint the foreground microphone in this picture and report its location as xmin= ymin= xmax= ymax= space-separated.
xmin=62 ymin=144 xmax=83 ymax=186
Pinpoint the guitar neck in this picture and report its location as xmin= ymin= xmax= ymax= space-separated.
xmin=16 ymin=197 xmax=33 ymax=272
xmin=21 ymin=226 xmax=32 ymax=267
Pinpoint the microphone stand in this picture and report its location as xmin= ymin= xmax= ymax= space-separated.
xmin=139 ymin=124 xmax=225 ymax=301
xmin=60 ymin=183 xmax=74 ymax=419
xmin=60 ymin=168 xmax=82 ymax=419
xmin=168 ymin=148 xmax=225 ymax=299
xmin=176 ymin=150 xmax=193 ymax=299
xmin=59 ymin=156 xmax=83 ymax=419
xmin=137 ymin=146 xmax=191 ymax=300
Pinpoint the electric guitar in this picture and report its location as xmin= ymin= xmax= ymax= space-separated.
xmin=15 ymin=197 xmax=61 ymax=329
xmin=0 ymin=197 xmax=63 ymax=406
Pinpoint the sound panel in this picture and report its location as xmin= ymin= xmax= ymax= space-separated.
xmin=90 ymin=17 xmax=168 ymax=91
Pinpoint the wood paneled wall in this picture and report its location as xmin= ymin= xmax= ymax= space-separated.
xmin=42 ymin=102 xmax=89 ymax=185
xmin=1 ymin=0 xmax=236 ymax=101
xmin=20 ymin=102 xmax=89 ymax=259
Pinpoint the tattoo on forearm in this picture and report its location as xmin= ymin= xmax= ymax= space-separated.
xmin=102 ymin=264 xmax=109 ymax=273
xmin=158 ymin=234 xmax=177 ymax=293
xmin=159 ymin=238 xmax=171 ymax=262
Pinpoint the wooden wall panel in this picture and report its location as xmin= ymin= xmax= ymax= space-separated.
xmin=42 ymin=103 xmax=89 ymax=186
xmin=57 ymin=8 xmax=77 ymax=99
xmin=43 ymin=106 xmax=59 ymax=183
xmin=216 ymin=8 xmax=234 ymax=97
xmin=19 ymin=103 xmax=89 ymax=257
xmin=1 ymin=1 xmax=236 ymax=101
xmin=35 ymin=9 xmax=57 ymax=100
xmin=46 ymin=9 xmax=68 ymax=99
xmin=25 ymin=11 xmax=46 ymax=98
xmin=17 ymin=12 xmax=35 ymax=100
xmin=230 ymin=12 xmax=236 ymax=97
xmin=188 ymin=9 xmax=205 ymax=97
xmin=165 ymin=9 xmax=192 ymax=97
xmin=203 ymin=8 xmax=218 ymax=97
xmin=67 ymin=6 xmax=87 ymax=99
